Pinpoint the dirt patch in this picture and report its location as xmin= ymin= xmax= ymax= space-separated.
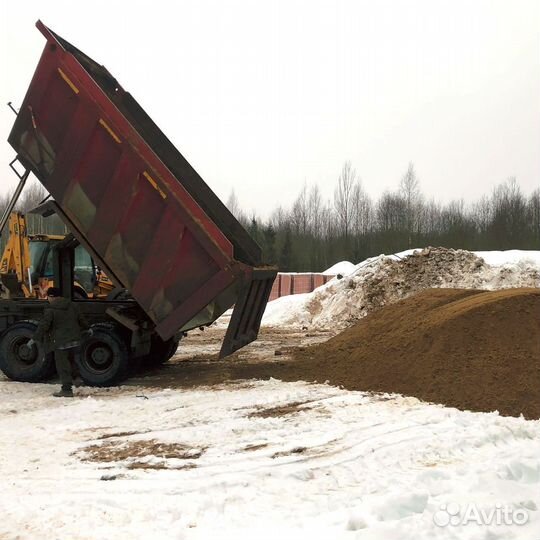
xmin=99 ymin=473 xmax=129 ymax=481
xmin=286 ymin=288 xmax=540 ymax=419
xmin=126 ymin=461 xmax=198 ymax=471
xmin=96 ymin=430 xmax=146 ymax=440
xmin=125 ymin=327 xmax=330 ymax=390
xmin=249 ymin=401 xmax=311 ymax=418
xmin=242 ymin=443 xmax=269 ymax=452
xmin=78 ymin=439 xmax=205 ymax=464
xmin=272 ymin=446 xmax=307 ymax=458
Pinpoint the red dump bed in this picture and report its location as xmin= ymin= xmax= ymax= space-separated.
xmin=8 ymin=21 xmax=276 ymax=356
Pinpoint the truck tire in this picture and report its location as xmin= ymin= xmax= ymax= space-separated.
xmin=77 ymin=324 xmax=129 ymax=386
xmin=144 ymin=335 xmax=180 ymax=367
xmin=0 ymin=321 xmax=55 ymax=382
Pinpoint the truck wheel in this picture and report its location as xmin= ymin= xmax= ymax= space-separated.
xmin=77 ymin=324 xmax=129 ymax=386
xmin=144 ymin=335 xmax=180 ymax=367
xmin=0 ymin=321 xmax=55 ymax=382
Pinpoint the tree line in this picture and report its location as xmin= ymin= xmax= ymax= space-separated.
xmin=228 ymin=161 xmax=540 ymax=272
xmin=0 ymin=164 xmax=538 ymax=273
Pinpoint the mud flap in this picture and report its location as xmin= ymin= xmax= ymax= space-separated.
xmin=219 ymin=269 xmax=276 ymax=358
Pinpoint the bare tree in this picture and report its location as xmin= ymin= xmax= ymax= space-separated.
xmin=269 ymin=205 xmax=289 ymax=231
xmin=308 ymin=184 xmax=324 ymax=238
xmin=399 ymin=162 xmax=422 ymax=247
xmin=377 ymin=191 xmax=406 ymax=232
xmin=419 ymin=199 xmax=441 ymax=236
xmin=351 ymin=180 xmax=372 ymax=236
xmin=528 ymin=188 xmax=540 ymax=244
xmin=472 ymin=195 xmax=492 ymax=236
xmin=17 ymin=181 xmax=48 ymax=212
xmin=226 ymin=189 xmax=241 ymax=217
xmin=291 ymin=183 xmax=310 ymax=235
xmin=490 ymin=178 xmax=528 ymax=248
xmin=226 ymin=188 xmax=248 ymax=226
xmin=334 ymin=161 xmax=356 ymax=239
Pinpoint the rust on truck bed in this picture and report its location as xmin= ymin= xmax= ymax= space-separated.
xmin=8 ymin=21 xmax=276 ymax=355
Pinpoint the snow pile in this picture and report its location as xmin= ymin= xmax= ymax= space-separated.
xmin=262 ymin=248 xmax=540 ymax=329
xmin=322 ymin=260 xmax=356 ymax=276
xmin=475 ymin=249 xmax=540 ymax=267
xmin=0 ymin=379 xmax=539 ymax=539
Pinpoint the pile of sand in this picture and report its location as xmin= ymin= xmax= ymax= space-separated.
xmin=278 ymin=288 xmax=540 ymax=419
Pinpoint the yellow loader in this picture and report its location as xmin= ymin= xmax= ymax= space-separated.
xmin=0 ymin=211 xmax=113 ymax=299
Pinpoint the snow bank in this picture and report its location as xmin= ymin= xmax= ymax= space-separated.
xmin=392 ymin=248 xmax=540 ymax=266
xmin=322 ymin=260 xmax=356 ymax=276
xmin=0 ymin=379 xmax=538 ymax=539
xmin=261 ymin=248 xmax=540 ymax=329
xmin=474 ymin=249 xmax=540 ymax=267
xmin=261 ymin=292 xmax=312 ymax=327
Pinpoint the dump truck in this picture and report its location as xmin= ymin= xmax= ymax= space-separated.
xmin=0 ymin=211 xmax=114 ymax=299
xmin=0 ymin=21 xmax=276 ymax=386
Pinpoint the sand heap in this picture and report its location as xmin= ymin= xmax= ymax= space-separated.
xmin=281 ymin=288 xmax=540 ymax=419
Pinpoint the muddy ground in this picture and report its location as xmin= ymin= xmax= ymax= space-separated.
xmin=127 ymin=326 xmax=333 ymax=389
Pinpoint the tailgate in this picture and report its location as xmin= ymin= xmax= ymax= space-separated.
xmin=220 ymin=269 xmax=276 ymax=358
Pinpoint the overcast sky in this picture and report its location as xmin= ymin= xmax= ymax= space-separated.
xmin=0 ymin=0 xmax=538 ymax=216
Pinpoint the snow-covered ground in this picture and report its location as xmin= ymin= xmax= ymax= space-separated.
xmin=0 ymin=379 xmax=538 ymax=540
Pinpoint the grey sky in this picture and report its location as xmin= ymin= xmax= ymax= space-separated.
xmin=1 ymin=0 xmax=538 ymax=217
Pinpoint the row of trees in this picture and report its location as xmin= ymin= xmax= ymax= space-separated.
xmin=0 ymin=164 xmax=537 ymax=273
xmin=228 ymin=162 xmax=540 ymax=271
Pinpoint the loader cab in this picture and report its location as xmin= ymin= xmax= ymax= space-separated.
xmin=29 ymin=236 xmax=97 ymax=298
xmin=28 ymin=237 xmax=56 ymax=281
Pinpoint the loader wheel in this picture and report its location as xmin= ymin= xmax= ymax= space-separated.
xmin=106 ymin=288 xmax=132 ymax=301
xmin=144 ymin=335 xmax=180 ymax=367
xmin=0 ymin=321 xmax=55 ymax=382
xmin=73 ymin=287 xmax=88 ymax=300
xmin=77 ymin=324 xmax=129 ymax=386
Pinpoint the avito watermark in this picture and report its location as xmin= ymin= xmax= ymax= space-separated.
xmin=433 ymin=502 xmax=529 ymax=527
